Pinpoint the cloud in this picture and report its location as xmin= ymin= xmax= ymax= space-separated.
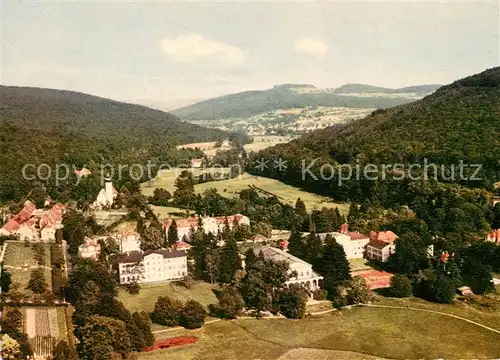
xmin=294 ymin=37 xmax=329 ymax=56
xmin=161 ymin=34 xmax=249 ymax=65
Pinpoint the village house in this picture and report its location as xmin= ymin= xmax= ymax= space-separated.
xmin=316 ymin=224 xmax=370 ymax=260
xmin=116 ymin=248 xmax=187 ymax=285
xmin=0 ymin=201 xmax=65 ymax=242
xmin=93 ymin=178 xmax=118 ymax=209
xmin=113 ymin=230 xmax=141 ymax=252
xmin=486 ymin=229 xmax=500 ymax=244
xmin=365 ymin=231 xmax=398 ymax=262
xmin=162 ymin=214 xmax=250 ymax=242
xmin=78 ymin=237 xmax=103 ymax=260
xmin=251 ymin=246 xmax=323 ymax=295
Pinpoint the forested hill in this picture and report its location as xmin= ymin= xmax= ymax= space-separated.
xmin=171 ymin=85 xmax=417 ymax=121
xmin=250 ymin=67 xmax=500 ymax=203
xmin=0 ymin=86 xmax=228 ymax=202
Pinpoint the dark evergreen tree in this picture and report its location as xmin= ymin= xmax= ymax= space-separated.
xmin=179 ymin=300 xmax=207 ymax=329
xmin=288 ymin=228 xmax=305 ymax=259
xmin=218 ymin=236 xmax=241 ymax=284
xmin=167 ymin=219 xmax=179 ymax=246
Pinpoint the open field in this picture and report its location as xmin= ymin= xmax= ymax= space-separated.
xmin=118 ymin=281 xmax=219 ymax=313
xmin=141 ymin=168 xmax=231 ymax=197
xmin=138 ymin=306 xmax=500 ymax=359
xmin=2 ymin=241 xmax=52 ymax=293
xmin=194 ymin=173 xmax=348 ymax=213
xmin=150 ymin=205 xmax=195 ymax=220
xmin=141 ymin=169 xmax=348 ymax=213
xmin=243 ymin=135 xmax=295 ymax=153
xmin=277 ymin=348 xmax=388 ymax=360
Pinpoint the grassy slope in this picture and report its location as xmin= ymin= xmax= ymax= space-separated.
xmin=118 ymin=281 xmax=219 ymax=313
xmin=141 ymin=170 xmax=349 ymax=214
xmin=138 ymin=307 xmax=500 ymax=360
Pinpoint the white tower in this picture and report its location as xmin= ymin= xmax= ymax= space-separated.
xmin=105 ymin=178 xmax=114 ymax=206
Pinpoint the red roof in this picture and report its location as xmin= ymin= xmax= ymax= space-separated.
xmin=2 ymin=219 xmax=21 ymax=232
xmin=370 ymin=230 xmax=398 ymax=243
xmin=13 ymin=201 xmax=36 ymax=224
xmin=486 ymin=229 xmax=500 ymax=244
xmin=346 ymin=231 xmax=369 ymax=241
xmin=174 ymin=241 xmax=192 ymax=250
xmin=339 ymin=223 xmax=349 ymax=233
xmin=355 ymin=270 xmax=393 ymax=290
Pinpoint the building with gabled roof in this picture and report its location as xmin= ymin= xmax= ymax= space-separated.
xmin=116 ymin=248 xmax=187 ymax=285
xmin=366 ymin=230 xmax=398 ymax=262
xmin=316 ymin=224 xmax=370 ymax=259
xmin=252 ymin=246 xmax=323 ymax=293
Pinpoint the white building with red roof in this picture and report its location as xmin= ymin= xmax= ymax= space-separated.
xmin=0 ymin=201 xmax=64 ymax=242
xmin=366 ymin=231 xmax=399 ymax=262
xmin=78 ymin=237 xmax=102 ymax=260
xmin=163 ymin=214 xmax=250 ymax=243
xmin=486 ymin=229 xmax=500 ymax=244
xmin=317 ymin=224 xmax=370 ymax=259
xmin=112 ymin=230 xmax=141 ymax=253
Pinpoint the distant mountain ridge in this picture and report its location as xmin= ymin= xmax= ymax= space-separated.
xmin=172 ymin=82 xmax=442 ymax=121
xmin=333 ymin=83 xmax=442 ymax=94
xmin=250 ymin=67 xmax=500 ymax=195
xmin=0 ymin=85 xmax=228 ymax=202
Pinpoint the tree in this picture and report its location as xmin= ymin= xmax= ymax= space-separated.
xmin=347 ymin=276 xmax=371 ymax=305
xmin=432 ymin=275 xmax=456 ymax=304
xmin=388 ymin=232 xmax=430 ymax=274
xmin=76 ymin=315 xmax=131 ymax=360
xmin=347 ymin=203 xmax=360 ymax=225
xmin=150 ymin=296 xmax=183 ymax=326
xmin=1 ymin=264 xmax=12 ymax=292
xmin=129 ymin=311 xmax=154 ymax=350
xmin=66 ymin=259 xmax=117 ymax=304
xmin=151 ymin=188 xmax=171 ymax=206
xmin=319 ymin=242 xmax=351 ymax=296
xmin=218 ymin=236 xmax=241 ymax=284
xmin=173 ymin=170 xmax=196 ymax=208
xmin=294 ymin=198 xmax=307 ymax=217
xmin=210 ymin=286 xmax=245 ymax=319
xmin=461 ymin=257 xmax=493 ymax=294
xmin=167 ymin=220 xmax=179 ymax=246
xmin=29 ymin=185 xmax=47 ymax=208
xmin=287 ymin=229 xmax=305 ymax=260
xmin=179 ymin=300 xmax=207 ymax=329
xmin=389 ymin=274 xmax=413 ymax=297
xmin=50 ymin=340 xmax=75 ymax=360
xmin=243 ymin=248 xmax=258 ymax=270
xmin=204 ymin=248 xmax=221 ymax=284
xmin=278 ymin=285 xmax=308 ymax=319
xmin=1 ymin=333 xmax=24 ymax=360
xmin=27 ymin=268 xmax=47 ymax=294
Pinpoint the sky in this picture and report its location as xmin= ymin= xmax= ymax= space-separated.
xmin=1 ymin=1 xmax=499 ymax=109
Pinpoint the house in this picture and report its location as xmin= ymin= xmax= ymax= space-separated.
xmin=355 ymin=270 xmax=393 ymax=290
xmin=162 ymin=214 xmax=250 ymax=242
xmin=486 ymin=229 xmax=500 ymax=244
xmin=116 ymin=248 xmax=187 ymax=285
xmin=74 ymin=168 xmax=92 ymax=177
xmin=0 ymin=201 xmax=64 ymax=242
xmin=173 ymin=241 xmax=192 ymax=252
xmin=190 ymin=159 xmax=203 ymax=168
xmin=78 ymin=237 xmax=102 ymax=260
xmin=457 ymin=286 xmax=474 ymax=297
xmin=251 ymin=246 xmax=323 ymax=293
xmin=112 ymin=231 xmax=141 ymax=252
xmin=93 ymin=178 xmax=118 ymax=209
xmin=365 ymin=231 xmax=398 ymax=262
xmin=316 ymin=224 xmax=370 ymax=259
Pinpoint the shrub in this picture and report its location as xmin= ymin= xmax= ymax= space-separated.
xmin=126 ymin=282 xmax=140 ymax=295
xmin=389 ymin=274 xmax=413 ymax=297
xmin=210 ymin=286 xmax=245 ymax=319
xmin=312 ymin=289 xmax=328 ymax=300
xmin=278 ymin=286 xmax=308 ymax=319
xmin=150 ymin=296 xmax=183 ymax=326
xmin=179 ymin=300 xmax=207 ymax=329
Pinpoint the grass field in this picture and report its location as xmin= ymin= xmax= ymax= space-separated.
xmin=2 ymin=242 xmax=52 ymax=293
xmin=194 ymin=173 xmax=348 ymax=213
xmin=118 ymin=281 xmax=219 ymax=313
xmin=243 ymin=135 xmax=295 ymax=153
xmin=138 ymin=306 xmax=500 ymax=360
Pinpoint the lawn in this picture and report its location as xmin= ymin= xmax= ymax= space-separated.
xmin=2 ymin=241 xmax=53 ymax=293
xmin=243 ymin=135 xmax=295 ymax=153
xmin=138 ymin=307 xmax=500 ymax=359
xmin=118 ymin=281 xmax=219 ymax=313
xmin=194 ymin=173 xmax=348 ymax=214
xmin=141 ymin=169 xmax=348 ymax=214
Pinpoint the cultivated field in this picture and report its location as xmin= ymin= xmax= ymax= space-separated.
xmin=22 ymin=307 xmax=69 ymax=358
xmin=118 ymin=281 xmax=219 ymax=313
xmin=138 ymin=307 xmax=500 ymax=360
xmin=2 ymin=241 xmax=53 ymax=293
xmin=243 ymin=135 xmax=295 ymax=153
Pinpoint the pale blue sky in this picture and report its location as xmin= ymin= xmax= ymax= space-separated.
xmin=1 ymin=1 xmax=499 ymax=109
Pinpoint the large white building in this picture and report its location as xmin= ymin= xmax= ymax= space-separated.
xmin=252 ymin=246 xmax=323 ymax=292
xmin=116 ymin=248 xmax=187 ymax=285
xmin=317 ymin=224 xmax=370 ymax=260
xmin=163 ymin=214 xmax=250 ymax=242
